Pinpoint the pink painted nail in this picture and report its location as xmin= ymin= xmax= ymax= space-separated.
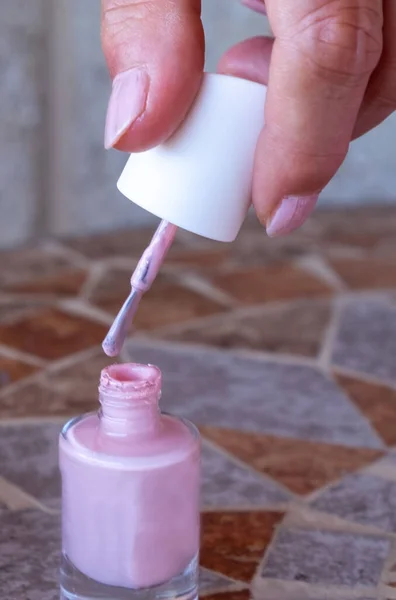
xmin=266 ymin=194 xmax=318 ymax=237
xmin=104 ymin=68 xmax=149 ymax=149
xmin=241 ymin=0 xmax=267 ymax=14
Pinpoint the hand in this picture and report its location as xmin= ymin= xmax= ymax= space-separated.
xmin=102 ymin=0 xmax=395 ymax=236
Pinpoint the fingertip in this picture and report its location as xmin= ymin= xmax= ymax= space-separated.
xmin=217 ymin=36 xmax=273 ymax=86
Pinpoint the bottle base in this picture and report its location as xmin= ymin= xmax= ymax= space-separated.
xmin=60 ymin=553 xmax=199 ymax=600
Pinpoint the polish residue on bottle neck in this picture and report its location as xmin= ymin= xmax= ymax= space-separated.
xmin=98 ymin=363 xmax=161 ymax=437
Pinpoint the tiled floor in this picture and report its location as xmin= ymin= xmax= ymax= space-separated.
xmin=1 ymin=208 xmax=396 ymax=599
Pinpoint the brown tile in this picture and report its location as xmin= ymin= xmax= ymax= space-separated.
xmin=201 ymin=511 xmax=284 ymax=582
xmin=200 ymin=427 xmax=384 ymax=495
xmin=335 ymin=374 xmax=396 ymax=446
xmin=0 ymin=246 xmax=74 ymax=288
xmin=44 ymin=348 xmax=112 ymax=400
xmin=134 ymin=285 xmax=226 ymax=330
xmin=311 ymin=207 xmax=396 ymax=249
xmin=329 ymin=258 xmax=396 ymax=290
xmin=64 ymin=227 xmax=186 ymax=260
xmin=0 ymin=308 xmax=107 ymax=360
xmin=0 ymin=381 xmax=96 ymax=419
xmin=212 ymin=265 xmax=331 ymax=304
xmin=167 ymin=249 xmax=230 ymax=272
xmin=0 ymin=357 xmax=38 ymax=388
xmin=6 ymin=268 xmax=87 ymax=296
xmin=91 ymin=269 xmax=225 ymax=330
xmin=203 ymin=591 xmax=250 ymax=600
xmin=0 ymin=298 xmax=50 ymax=325
xmin=159 ymin=300 xmax=331 ymax=357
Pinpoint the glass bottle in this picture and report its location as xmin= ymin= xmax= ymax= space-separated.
xmin=59 ymin=362 xmax=200 ymax=600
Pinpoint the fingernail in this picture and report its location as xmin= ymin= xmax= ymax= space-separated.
xmin=241 ymin=0 xmax=267 ymax=14
xmin=266 ymin=194 xmax=318 ymax=237
xmin=105 ymin=68 xmax=149 ymax=149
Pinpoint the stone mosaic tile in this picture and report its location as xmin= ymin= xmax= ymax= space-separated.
xmin=201 ymin=511 xmax=284 ymax=582
xmin=64 ymin=227 xmax=186 ymax=260
xmin=333 ymin=299 xmax=396 ymax=383
xmin=0 ymin=356 xmax=38 ymax=387
xmin=329 ymin=258 xmax=396 ymax=290
xmin=91 ymin=268 xmax=225 ymax=329
xmin=157 ymin=300 xmax=331 ymax=357
xmin=203 ymin=592 xmax=250 ymax=600
xmin=201 ymin=427 xmax=384 ymax=496
xmin=125 ymin=341 xmax=383 ymax=449
xmin=310 ymin=207 xmax=396 ymax=249
xmin=0 ymin=297 xmax=51 ymax=324
xmin=336 ymin=374 xmax=396 ymax=446
xmin=254 ymin=578 xmax=377 ymax=600
xmin=312 ymin=472 xmax=396 ymax=532
xmin=167 ymin=249 xmax=231 ymax=272
xmin=0 ymin=423 xmax=61 ymax=502
xmin=0 ymin=509 xmax=59 ymax=600
xmin=0 ymin=381 xmax=96 ymax=419
xmin=212 ymin=265 xmax=331 ymax=304
xmin=262 ymin=527 xmax=390 ymax=587
xmin=201 ymin=442 xmax=291 ymax=507
xmin=0 ymin=308 xmax=107 ymax=360
xmin=0 ymin=247 xmax=75 ymax=288
xmin=7 ymin=268 xmax=87 ymax=296
xmin=43 ymin=347 xmax=113 ymax=397
xmin=199 ymin=568 xmax=237 ymax=594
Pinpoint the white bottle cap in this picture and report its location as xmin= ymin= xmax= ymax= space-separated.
xmin=117 ymin=73 xmax=267 ymax=242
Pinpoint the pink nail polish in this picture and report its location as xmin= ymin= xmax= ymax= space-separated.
xmin=104 ymin=68 xmax=149 ymax=149
xmin=266 ymin=194 xmax=318 ymax=237
xmin=59 ymin=363 xmax=200 ymax=599
xmin=241 ymin=0 xmax=267 ymax=14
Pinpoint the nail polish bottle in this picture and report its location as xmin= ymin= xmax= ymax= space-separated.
xmin=59 ymin=363 xmax=201 ymax=600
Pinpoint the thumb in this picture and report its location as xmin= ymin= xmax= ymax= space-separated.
xmin=102 ymin=0 xmax=204 ymax=152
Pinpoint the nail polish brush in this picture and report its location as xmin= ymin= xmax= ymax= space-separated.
xmin=102 ymin=220 xmax=177 ymax=357
xmin=102 ymin=73 xmax=267 ymax=357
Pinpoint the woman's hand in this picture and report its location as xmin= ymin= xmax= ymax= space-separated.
xmin=102 ymin=0 xmax=395 ymax=236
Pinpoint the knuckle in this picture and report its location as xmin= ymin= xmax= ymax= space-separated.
xmin=296 ymin=1 xmax=383 ymax=84
xmin=102 ymin=1 xmax=176 ymax=42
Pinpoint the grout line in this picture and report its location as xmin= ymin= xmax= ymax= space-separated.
xmin=41 ymin=239 xmax=92 ymax=270
xmin=333 ymin=365 xmax=396 ymax=392
xmin=57 ymin=298 xmax=114 ymax=326
xmin=0 ymin=476 xmax=56 ymax=514
xmin=176 ymin=273 xmax=239 ymax=308
xmin=0 ymin=344 xmax=47 ymax=368
xmin=127 ymin=334 xmax=320 ymax=369
xmin=317 ymin=296 xmax=344 ymax=371
xmin=201 ymin=504 xmax=291 ymax=514
xmin=78 ymin=263 xmax=107 ymax=300
xmin=295 ymin=254 xmax=347 ymax=291
xmin=200 ymin=582 xmax=249 ymax=598
xmin=201 ymin=437 xmax=298 ymax=501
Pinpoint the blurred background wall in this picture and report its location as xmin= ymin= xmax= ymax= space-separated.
xmin=1 ymin=0 xmax=395 ymax=249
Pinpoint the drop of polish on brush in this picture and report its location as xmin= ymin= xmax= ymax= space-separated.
xmin=102 ymin=220 xmax=177 ymax=357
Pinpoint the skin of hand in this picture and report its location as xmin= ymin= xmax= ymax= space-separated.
xmin=102 ymin=0 xmax=396 ymax=237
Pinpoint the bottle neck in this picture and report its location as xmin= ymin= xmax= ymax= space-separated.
xmin=98 ymin=363 xmax=161 ymax=437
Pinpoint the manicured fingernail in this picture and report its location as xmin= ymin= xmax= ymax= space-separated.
xmin=241 ymin=0 xmax=267 ymax=14
xmin=104 ymin=68 xmax=149 ymax=149
xmin=266 ymin=194 xmax=318 ymax=237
